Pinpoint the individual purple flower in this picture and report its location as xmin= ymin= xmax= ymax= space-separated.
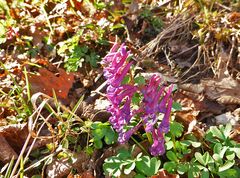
xmin=118 ymin=123 xmax=142 ymax=144
xmin=149 ymin=129 xmax=165 ymax=156
xmin=108 ymin=96 xmax=132 ymax=132
xmin=158 ymin=85 xmax=174 ymax=133
xmin=107 ymin=85 xmax=137 ymax=105
xmin=101 ymin=43 xmax=132 ymax=87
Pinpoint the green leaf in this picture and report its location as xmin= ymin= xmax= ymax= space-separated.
xmin=195 ymin=152 xmax=209 ymax=166
xmin=218 ymin=168 xmax=238 ymax=178
xmin=92 ymin=128 xmax=105 ymax=140
xmin=230 ymin=147 xmax=240 ymax=159
xmin=226 ymin=151 xmax=235 ymax=161
xmin=81 ymin=45 xmax=88 ymax=53
xmin=176 ymin=152 xmax=183 ymax=159
xmin=0 ymin=24 xmax=6 ymax=44
xmin=181 ymin=140 xmax=192 ymax=147
xmin=172 ymin=102 xmax=182 ymax=111
xmin=175 ymin=141 xmax=184 ymax=152
xmin=104 ymin=127 xmax=117 ymax=145
xmin=177 ymin=164 xmax=189 ymax=174
xmin=201 ymin=168 xmax=209 ymax=178
xmin=188 ymin=165 xmax=200 ymax=178
xmin=165 ymin=141 xmax=174 ymax=150
xmin=213 ymin=154 xmax=223 ymax=165
xmin=219 ymin=146 xmax=228 ymax=159
xmin=202 ymin=152 xmax=211 ymax=166
xmin=223 ymin=123 xmax=232 ymax=138
xmin=61 ymin=138 xmax=69 ymax=149
xmin=213 ymin=143 xmax=222 ymax=154
xmin=163 ymin=161 xmax=176 ymax=173
xmin=136 ymin=156 xmax=160 ymax=176
xmin=31 ymin=175 xmax=42 ymax=178
xmin=117 ymin=149 xmax=131 ymax=160
xmin=219 ymin=160 xmax=235 ymax=172
xmin=134 ymin=75 xmax=146 ymax=85
xmin=94 ymin=139 xmax=103 ymax=149
xmin=122 ymin=75 xmax=131 ymax=84
xmin=170 ymin=121 xmax=184 ymax=138
xmin=192 ymin=141 xmax=201 ymax=148
xmin=110 ymin=23 xmax=125 ymax=31
xmin=86 ymin=52 xmax=99 ymax=67
xmin=210 ymin=126 xmax=225 ymax=140
xmin=124 ymin=162 xmax=135 ymax=175
xmin=166 ymin=151 xmax=179 ymax=162
xmin=103 ymin=161 xmax=122 ymax=177
xmin=132 ymin=92 xmax=142 ymax=105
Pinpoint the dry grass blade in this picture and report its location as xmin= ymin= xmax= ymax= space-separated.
xmin=10 ymin=95 xmax=49 ymax=177
xmin=140 ymin=15 xmax=194 ymax=59
xmin=10 ymin=91 xmax=85 ymax=177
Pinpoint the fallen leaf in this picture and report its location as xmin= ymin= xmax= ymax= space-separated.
xmin=228 ymin=12 xmax=240 ymax=22
xmin=202 ymin=76 xmax=240 ymax=105
xmin=46 ymin=151 xmax=89 ymax=178
xmin=28 ymin=68 xmax=74 ymax=99
xmin=79 ymin=171 xmax=94 ymax=178
xmin=46 ymin=158 xmax=72 ymax=178
xmin=152 ymin=169 xmax=179 ymax=178
xmin=215 ymin=112 xmax=238 ymax=125
xmin=0 ymin=135 xmax=18 ymax=163
xmin=0 ymin=123 xmax=28 ymax=152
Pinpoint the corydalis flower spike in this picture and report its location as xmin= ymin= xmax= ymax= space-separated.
xmin=103 ymin=43 xmax=136 ymax=137
xmin=102 ymin=43 xmax=174 ymax=156
xmin=141 ymin=75 xmax=165 ymax=133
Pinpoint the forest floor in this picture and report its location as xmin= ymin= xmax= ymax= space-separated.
xmin=0 ymin=0 xmax=240 ymax=177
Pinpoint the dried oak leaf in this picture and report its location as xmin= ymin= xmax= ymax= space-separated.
xmin=28 ymin=68 xmax=74 ymax=99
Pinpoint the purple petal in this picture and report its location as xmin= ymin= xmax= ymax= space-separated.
xmin=159 ymin=95 xmax=173 ymax=133
xmin=118 ymin=123 xmax=142 ymax=144
xmin=149 ymin=129 xmax=165 ymax=156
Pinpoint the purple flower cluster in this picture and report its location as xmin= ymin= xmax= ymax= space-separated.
xmin=101 ymin=43 xmax=173 ymax=156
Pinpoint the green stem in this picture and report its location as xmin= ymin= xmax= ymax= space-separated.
xmin=146 ymin=132 xmax=153 ymax=145
xmin=131 ymin=136 xmax=150 ymax=156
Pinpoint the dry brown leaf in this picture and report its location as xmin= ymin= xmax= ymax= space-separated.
xmin=202 ymin=76 xmax=240 ymax=105
xmin=174 ymin=88 xmax=224 ymax=127
xmin=46 ymin=158 xmax=72 ymax=178
xmin=79 ymin=171 xmax=95 ymax=178
xmin=228 ymin=12 xmax=240 ymax=22
xmin=152 ymin=169 xmax=179 ymax=178
xmin=215 ymin=112 xmax=238 ymax=125
xmin=0 ymin=123 xmax=28 ymax=151
xmin=174 ymin=91 xmax=203 ymax=126
xmin=0 ymin=136 xmax=18 ymax=163
xmin=28 ymin=68 xmax=74 ymax=99
xmin=46 ymin=151 xmax=89 ymax=178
